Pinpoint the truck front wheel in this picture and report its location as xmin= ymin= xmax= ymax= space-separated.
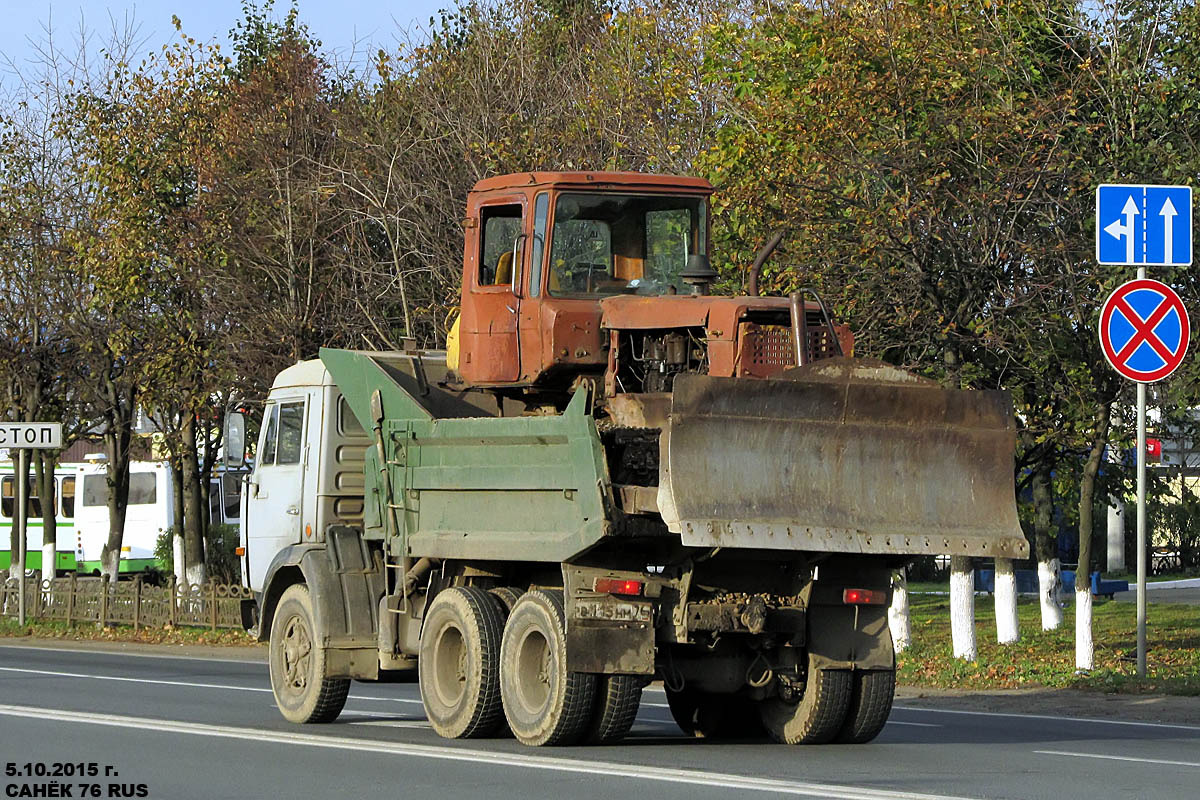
xmin=268 ymin=584 xmax=350 ymax=723
xmin=758 ymin=656 xmax=852 ymax=744
xmin=500 ymin=589 xmax=596 ymax=746
xmin=419 ymin=586 xmax=506 ymax=739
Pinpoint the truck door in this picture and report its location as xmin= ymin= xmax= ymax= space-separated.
xmin=460 ymin=200 xmax=525 ymax=383
xmin=245 ymin=397 xmax=307 ymax=592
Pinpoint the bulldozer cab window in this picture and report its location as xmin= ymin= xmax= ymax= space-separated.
xmin=478 ymin=204 xmax=524 ymax=287
xmin=548 ymin=193 xmax=707 ymax=297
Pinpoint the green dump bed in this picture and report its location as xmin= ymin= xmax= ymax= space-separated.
xmin=321 ymin=348 xmax=611 ymax=563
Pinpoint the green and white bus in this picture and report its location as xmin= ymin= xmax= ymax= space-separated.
xmin=0 ymin=462 xmax=81 ymax=574
xmin=73 ymin=460 xmax=245 ymax=575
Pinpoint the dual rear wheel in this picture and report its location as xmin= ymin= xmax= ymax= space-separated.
xmin=667 ymin=657 xmax=895 ymax=745
xmin=419 ymin=587 xmax=642 ymax=746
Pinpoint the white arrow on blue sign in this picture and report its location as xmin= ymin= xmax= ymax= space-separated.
xmin=1096 ymin=184 xmax=1192 ymax=266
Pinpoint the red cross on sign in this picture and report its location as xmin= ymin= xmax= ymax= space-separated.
xmin=1099 ymin=278 xmax=1190 ymax=383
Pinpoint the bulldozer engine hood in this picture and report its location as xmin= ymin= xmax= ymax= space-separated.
xmin=599 ymin=294 xmax=792 ymax=337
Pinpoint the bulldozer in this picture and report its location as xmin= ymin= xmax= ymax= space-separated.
xmin=231 ymin=171 xmax=1027 ymax=747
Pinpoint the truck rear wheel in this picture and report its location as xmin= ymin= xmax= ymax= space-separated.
xmin=585 ymin=675 xmax=643 ymax=744
xmin=759 ymin=657 xmax=852 ymax=745
xmin=269 ymin=584 xmax=350 ymax=724
xmin=489 ymin=586 xmax=522 ymax=614
xmin=500 ymin=589 xmax=596 ymax=746
xmin=419 ymin=586 xmax=506 ymax=739
xmin=835 ymin=669 xmax=895 ymax=744
xmin=665 ymin=688 xmax=763 ymax=739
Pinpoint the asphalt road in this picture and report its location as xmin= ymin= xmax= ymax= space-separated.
xmin=1 ymin=644 xmax=1197 ymax=800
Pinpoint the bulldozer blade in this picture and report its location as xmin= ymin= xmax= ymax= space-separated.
xmin=657 ymin=358 xmax=1028 ymax=559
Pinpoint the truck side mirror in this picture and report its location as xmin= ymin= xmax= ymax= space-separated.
xmin=224 ymin=411 xmax=247 ymax=469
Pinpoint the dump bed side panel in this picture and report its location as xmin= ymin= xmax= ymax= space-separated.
xmin=321 ymin=348 xmax=611 ymax=563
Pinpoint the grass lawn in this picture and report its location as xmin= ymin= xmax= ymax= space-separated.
xmin=0 ymin=617 xmax=260 ymax=647
xmin=899 ymin=592 xmax=1200 ymax=695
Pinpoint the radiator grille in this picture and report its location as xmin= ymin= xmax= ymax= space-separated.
xmin=737 ymin=316 xmax=839 ymax=377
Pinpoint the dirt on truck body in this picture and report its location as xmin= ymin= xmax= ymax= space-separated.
xmin=231 ymin=171 xmax=1027 ymax=747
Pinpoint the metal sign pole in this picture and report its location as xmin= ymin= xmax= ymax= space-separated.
xmin=1136 ymin=265 xmax=1148 ymax=678
xmin=17 ymin=447 xmax=26 ymax=627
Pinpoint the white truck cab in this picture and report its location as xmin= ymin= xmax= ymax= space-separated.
xmin=240 ymin=360 xmax=369 ymax=593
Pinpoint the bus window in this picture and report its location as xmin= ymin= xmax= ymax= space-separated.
xmin=1 ymin=477 xmax=11 ymax=518
xmin=28 ymin=477 xmax=44 ymax=518
xmin=61 ymin=477 xmax=76 ymax=518
xmin=222 ymin=473 xmax=242 ymax=520
xmin=82 ymin=475 xmax=108 ymax=507
xmin=128 ymin=473 xmax=157 ymax=505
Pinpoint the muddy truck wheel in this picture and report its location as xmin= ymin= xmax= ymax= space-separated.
xmin=419 ymin=586 xmax=506 ymax=739
xmin=488 ymin=586 xmax=522 ymax=614
xmin=836 ymin=669 xmax=896 ymax=744
xmin=759 ymin=657 xmax=852 ymax=745
xmin=500 ymin=589 xmax=596 ymax=746
xmin=269 ymin=584 xmax=350 ymax=724
xmin=585 ymin=675 xmax=643 ymax=745
xmin=665 ymin=688 xmax=764 ymax=740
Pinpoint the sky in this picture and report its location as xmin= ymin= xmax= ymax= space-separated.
xmin=0 ymin=1 xmax=451 ymax=81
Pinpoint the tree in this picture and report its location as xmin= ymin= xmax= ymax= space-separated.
xmin=701 ymin=0 xmax=1091 ymax=657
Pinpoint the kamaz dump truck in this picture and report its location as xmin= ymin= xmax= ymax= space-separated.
xmin=229 ymin=171 xmax=1028 ymax=747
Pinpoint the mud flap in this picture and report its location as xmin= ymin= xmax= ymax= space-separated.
xmin=658 ymin=358 xmax=1028 ymax=559
xmin=807 ymin=605 xmax=894 ymax=671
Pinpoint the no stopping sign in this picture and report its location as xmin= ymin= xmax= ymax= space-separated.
xmin=1099 ymin=278 xmax=1190 ymax=383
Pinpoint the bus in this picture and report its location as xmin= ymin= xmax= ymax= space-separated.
xmin=0 ymin=462 xmax=81 ymax=575
xmin=74 ymin=460 xmax=245 ymax=575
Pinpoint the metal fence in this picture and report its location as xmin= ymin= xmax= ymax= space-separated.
xmin=0 ymin=576 xmax=253 ymax=631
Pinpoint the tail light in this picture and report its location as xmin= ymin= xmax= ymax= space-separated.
xmin=843 ymin=588 xmax=886 ymax=605
xmin=593 ymin=577 xmax=644 ymax=596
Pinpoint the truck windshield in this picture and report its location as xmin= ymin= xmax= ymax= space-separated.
xmin=546 ymin=193 xmax=707 ymax=297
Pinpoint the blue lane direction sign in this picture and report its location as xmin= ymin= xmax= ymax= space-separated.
xmin=1099 ymin=279 xmax=1190 ymax=383
xmin=1096 ymin=184 xmax=1192 ymax=266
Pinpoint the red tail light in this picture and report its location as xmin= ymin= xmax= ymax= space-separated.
xmin=594 ymin=578 xmax=644 ymax=596
xmin=843 ymin=588 xmax=885 ymax=605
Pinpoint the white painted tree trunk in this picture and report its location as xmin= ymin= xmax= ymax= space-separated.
xmin=1037 ymin=558 xmax=1064 ymax=631
xmin=173 ymin=532 xmax=187 ymax=588
xmin=950 ymin=555 xmax=976 ymax=661
xmin=889 ymin=570 xmax=911 ymax=653
xmin=185 ymin=562 xmax=207 ymax=588
xmin=1075 ymin=586 xmax=1094 ymax=671
xmin=993 ymin=557 xmax=1019 ymax=645
xmin=42 ymin=543 xmax=56 ymax=581
xmin=1107 ymin=498 xmax=1125 ymax=572
xmin=100 ymin=550 xmax=119 ymax=585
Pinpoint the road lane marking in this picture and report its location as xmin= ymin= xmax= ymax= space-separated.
xmin=0 ymin=665 xmax=275 ymax=694
xmin=1036 ymin=750 xmax=1200 ymax=768
xmin=0 ymin=642 xmax=265 ymax=665
xmin=893 ymin=706 xmax=1200 ymax=733
xmin=0 ymin=704 xmax=976 ymax=800
xmin=887 ymin=721 xmax=940 ymax=728
xmin=1 ymin=665 xmax=672 ymax=730
xmin=347 ymin=720 xmax=432 ymax=729
xmin=0 ymin=665 xmax=422 ymax=706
